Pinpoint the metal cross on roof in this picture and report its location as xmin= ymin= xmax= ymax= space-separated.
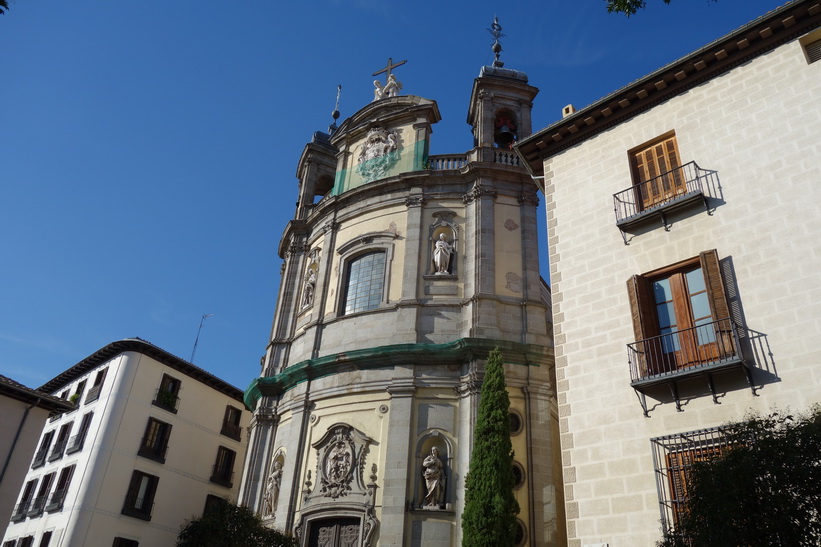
xmin=372 ymin=57 xmax=407 ymax=84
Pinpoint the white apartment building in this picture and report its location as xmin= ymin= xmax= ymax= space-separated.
xmin=2 ymin=338 xmax=249 ymax=547
xmin=516 ymin=1 xmax=821 ymax=545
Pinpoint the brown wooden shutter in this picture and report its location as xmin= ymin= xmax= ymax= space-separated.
xmin=627 ymin=274 xmax=657 ymax=342
xmin=699 ymin=249 xmax=730 ymax=321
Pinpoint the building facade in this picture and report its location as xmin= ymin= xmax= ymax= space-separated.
xmin=2 ymin=339 xmax=249 ymax=547
xmin=238 ymin=57 xmax=564 ymax=546
xmin=0 ymin=378 xmax=74 ymax=529
xmin=516 ymin=1 xmax=821 ymax=545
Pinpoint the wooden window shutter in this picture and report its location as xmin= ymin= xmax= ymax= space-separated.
xmin=627 ymin=274 xmax=657 ymax=342
xmin=699 ymin=249 xmax=730 ymax=321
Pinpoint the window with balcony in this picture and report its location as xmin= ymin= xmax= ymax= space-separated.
xmin=3 ymin=540 xmax=16 ymax=547
xmin=342 ymin=251 xmax=387 ymax=315
xmin=48 ymin=423 xmax=72 ymax=462
xmin=68 ymin=380 xmax=86 ymax=407
xmin=31 ymin=431 xmax=54 ymax=469
xmin=27 ymin=473 xmax=54 ymax=518
xmin=16 ymin=538 xmax=33 ymax=547
xmin=613 ymin=132 xmax=720 ymax=242
xmin=46 ymin=465 xmax=75 ymax=512
xmin=37 ymin=532 xmax=52 ymax=547
xmin=210 ymin=446 xmax=236 ymax=488
xmin=152 ymin=374 xmax=181 ymax=413
xmin=85 ymin=368 xmax=108 ymax=404
xmin=12 ymin=479 xmax=37 ymax=522
xmin=220 ymin=406 xmax=242 ymax=441
xmin=652 ymin=427 xmax=728 ymax=541
xmin=66 ymin=412 xmax=93 ymax=454
xmin=137 ymin=418 xmax=172 ymax=463
xmin=627 ymin=250 xmax=752 ymax=414
xmin=121 ymin=471 xmax=159 ymax=521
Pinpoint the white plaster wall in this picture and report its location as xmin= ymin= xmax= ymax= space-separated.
xmin=544 ymin=37 xmax=821 ymax=547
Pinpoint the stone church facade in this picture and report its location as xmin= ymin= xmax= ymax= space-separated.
xmin=237 ymin=57 xmax=563 ymax=546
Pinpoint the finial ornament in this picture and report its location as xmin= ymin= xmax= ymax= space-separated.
xmin=329 ymin=84 xmax=342 ymax=133
xmin=372 ymin=57 xmax=407 ymax=101
xmin=488 ymin=16 xmax=505 ymax=68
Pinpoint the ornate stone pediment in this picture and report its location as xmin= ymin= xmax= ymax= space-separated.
xmin=306 ymin=423 xmax=374 ymax=503
xmin=355 ymin=126 xmax=400 ymax=182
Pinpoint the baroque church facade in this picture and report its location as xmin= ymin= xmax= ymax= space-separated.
xmin=237 ymin=51 xmax=563 ymax=546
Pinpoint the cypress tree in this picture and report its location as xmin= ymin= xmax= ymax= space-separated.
xmin=462 ymin=347 xmax=520 ymax=546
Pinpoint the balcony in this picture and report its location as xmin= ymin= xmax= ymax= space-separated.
xmin=220 ymin=421 xmax=242 ymax=442
xmin=65 ymin=433 xmax=85 ymax=455
xmin=628 ymin=318 xmax=754 ymax=415
xmin=45 ymin=489 xmax=68 ymax=512
xmin=137 ymin=441 xmax=169 ymax=463
xmin=428 ymin=154 xmax=467 ymax=170
xmin=48 ymin=438 xmax=68 ymax=462
xmin=210 ymin=467 xmax=234 ymax=488
xmin=152 ymin=389 xmax=180 ymax=413
xmin=11 ymin=501 xmax=29 ymax=522
xmin=122 ymin=498 xmax=154 ymax=521
xmin=613 ymin=161 xmax=719 ymax=242
xmin=26 ymin=495 xmax=47 ymax=518
xmin=84 ymin=384 xmax=103 ymax=404
xmin=31 ymin=446 xmax=48 ymax=469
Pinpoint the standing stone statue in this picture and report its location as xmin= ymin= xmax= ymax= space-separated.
xmin=302 ymin=267 xmax=317 ymax=308
xmin=422 ymin=446 xmax=445 ymax=508
xmin=383 ymin=73 xmax=402 ymax=98
xmin=433 ymin=234 xmax=453 ymax=274
xmin=262 ymin=460 xmax=283 ymax=517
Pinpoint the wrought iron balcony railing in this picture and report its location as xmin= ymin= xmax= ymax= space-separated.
xmin=45 ymin=488 xmax=68 ymax=512
xmin=137 ymin=440 xmax=169 ymax=463
xmin=31 ymin=446 xmax=48 ymax=469
xmin=65 ymin=432 xmax=87 ymax=455
xmin=220 ymin=421 xmax=242 ymax=441
xmin=84 ymin=383 xmax=103 ymax=404
xmin=210 ymin=467 xmax=234 ymax=488
xmin=11 ymin=501 xmax=29 ymax=522
xmin=152 ymin=389 xmax=180 ymax=413
xmin=613 ymin=161 xmax=719 ymax=227
xmin=26 ymin=495 xmax=47 ymax=518
xmin=48 ymin=438 xmax=68 ymax=462
xmin=628 ymin=318 xmax=741 ymax=384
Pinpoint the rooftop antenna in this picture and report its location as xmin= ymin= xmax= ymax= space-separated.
xmin=190 ymin=313 xmax=215 ymax=363
xmin=329 ymin=84 xmax=342 ymax=134
xmin=488 ymin=16 xmax=505 ymax=68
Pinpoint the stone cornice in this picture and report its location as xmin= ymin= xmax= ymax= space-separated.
xmin=515 ymin=0 xmax=821 ymax=175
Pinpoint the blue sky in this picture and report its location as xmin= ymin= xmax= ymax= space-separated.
xmin=0 ymin=0 xmax=787 ymax=391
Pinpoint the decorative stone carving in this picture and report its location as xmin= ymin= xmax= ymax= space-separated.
xmin=429 ymin=214 xmax=458 ymax=276
xmin=373 ymin=74 xmax=403 ymax=100
xmin=306 ymin=424 xmax=374 ymax=504
xmin=356 ymin=126 xmax=400 ymax=182
xmin=462 ymin=185 xmax=498 ymax=204
xmin=422 ymin=446 xmax=446 ymax=509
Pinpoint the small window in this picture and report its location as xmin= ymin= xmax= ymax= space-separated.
xmin=49 ymin=423 xmax=72 ymax=462
xmin=37 ymin=532 xmax=52 ymax=547
xmin=112 ymin=538 xmax=139 ymax=547
xmin=85 ymin=368 xmax=108 ymax=403
xmin=122 ymin=471 xmax=159 ymax=521
xmin=342 ymin=251 xmax=386 ymax=315
xmin=66 ymin=412 xmax=93 ymax=454
xmin=46 ymin=465 xmax=75 ymax=512
xmin=32 ymin=431 xmax=55 ymax=469
xmin=210 ymin=446 xmax=236 ymax=488
xmin=153 ymin=374 xmax=181 ymax=413
xmin=220 ymin=406 xmax=242 ymax=441
xmin=27 ymin=473 xmax=55 ymax=518
xmin=138 ymin=418 xmax=172 ymax=463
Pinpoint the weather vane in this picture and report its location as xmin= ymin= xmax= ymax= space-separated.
xmin=487 ymin=16 xmax=505 ymax=68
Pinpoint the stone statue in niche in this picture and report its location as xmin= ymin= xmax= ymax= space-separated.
xmin=262 ymin=460 xmax=283 ymax=518
xmin=422 ymin=446 xmax=445 ymax=508
xmin=433 ymin=233 xmax=453 ymax=275
xmin=301 ymin=267 xmax=317 ymax=308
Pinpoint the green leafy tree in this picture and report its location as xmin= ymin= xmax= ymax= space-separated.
xmin=607 ymin=0 xmax=717 ymax=17
xmin=659 ymin=407 xmax=821 ymax=547
xmin=177 ymin=498 xmax=297 ymax=547
xmin=1 ymin=1 xmax=9 ymax=15
xmin=462 ymin=348 xmax=520 ymax=547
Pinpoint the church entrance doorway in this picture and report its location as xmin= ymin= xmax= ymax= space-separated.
xmin=307 ymin=517 xmax=361 ymax=547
